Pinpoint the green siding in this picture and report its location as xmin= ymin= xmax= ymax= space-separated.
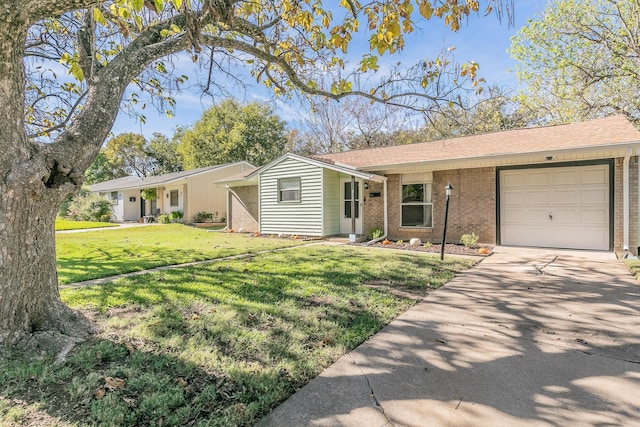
xmin=322 ymin=169 xmax=341 ymax=235
xmin=260 ymin=157 xmax=324 ymax=235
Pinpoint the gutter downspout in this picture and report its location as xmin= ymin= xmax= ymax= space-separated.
xmin=623 ymin=150 xmax=631 ymax=251
xmin=366 ymin=176 xmax=388 ymax=245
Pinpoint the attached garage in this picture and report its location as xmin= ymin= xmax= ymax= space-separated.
xmin=499 ymin=162 xmax=612 ymax=250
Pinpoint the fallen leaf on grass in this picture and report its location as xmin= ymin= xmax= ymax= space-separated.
xmin=177 ymin=377 xmax=188 ymax=387
xmin=105 ymin=376 xmax=126 ymax=390
xmin=94 ymin=388 xmax=106 ymax=399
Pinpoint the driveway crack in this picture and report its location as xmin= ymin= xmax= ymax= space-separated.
xmin=535 ymin=255 xmax=558 ymax=275
xmin=349 ymin=353 xmax=395 ymax=427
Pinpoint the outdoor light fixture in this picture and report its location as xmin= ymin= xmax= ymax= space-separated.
xmin=440 ymin=182 xmax=453 ymax=261
xmin=364 ymin=182 xmax=369 ymax=189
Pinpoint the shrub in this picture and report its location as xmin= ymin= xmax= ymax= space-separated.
xmin=460 ymin=232 xmax=479 ymax=248
xmin=157 ymin=214 xmax=171 ymax=224
xmin=193 ymin=211 xmax=218 ymax=222
xmin=68 ymin=191 xmax=113 ymax=222
xmin=169 ymin=210 xmax=183 ymax=222
xmin=368 ymin=226 xmax=384 ymax=240
xmin=423 ymin=241 xmax=433 ymax=249
xmin=58 ymin=195 xmax=74 ymax=217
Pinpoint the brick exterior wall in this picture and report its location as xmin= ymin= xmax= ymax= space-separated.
xmin=362 ymin=180 xmax=385 ymax=238
xmin=229 ymin=186 xmax=259 ymax=233
xmin=383 ymin=168 xmax=496 ymax=245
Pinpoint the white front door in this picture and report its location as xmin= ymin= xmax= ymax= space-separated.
xmin=340 ymin=179 xmax=363 ymax=234
xmin=500 ymin=164 xmax=609 ymax=250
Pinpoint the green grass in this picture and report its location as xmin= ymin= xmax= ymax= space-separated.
xmin=56 ymin=224 xmax=306 ymax=284
xmin=624 ymin=259 xmax=640 ymax=282
xmin=1 ymin=246 xmax=474 ymax=427
xmin=55 ymin=218 xmax=119 ymax=231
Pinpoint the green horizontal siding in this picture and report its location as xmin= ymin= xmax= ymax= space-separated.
xmin=323 ymin=169 xmax=341 ymax=236
xmin=260 ymin=157 xmax=324 ymax=235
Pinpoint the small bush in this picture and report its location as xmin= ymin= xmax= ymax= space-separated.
xmin=368 ymin=226 xmax=383 ymax=240
xmin=157 ymin=214 xmax=171 ymax=224
xmin=169 ymin=211 xmax=183 ymax=222
xmin=423 ymin=241 xmax=433 ymax=249
xmin=192 ymin=211 xmax=214 ymax=223
xmin=460 ymin=232 xmax=479 ymax=248
xmin=68 ymin=191 xmax=113 ymax=222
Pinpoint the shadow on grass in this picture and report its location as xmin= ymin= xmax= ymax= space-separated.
xmin=3 ymin=247 xmax=473 ymax=426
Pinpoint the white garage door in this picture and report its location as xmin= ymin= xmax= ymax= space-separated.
xmin=500 ymin=165 xmax=610 ymax=250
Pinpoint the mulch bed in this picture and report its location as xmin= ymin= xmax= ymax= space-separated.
xmin=361 ymin=242 xmax=493 ymax=257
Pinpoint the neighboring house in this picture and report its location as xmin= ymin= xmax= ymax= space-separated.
xmin=90 ymin=162 xmax=254 ymax=223
xmin=220 ymin=115 xmax=640 ymax=255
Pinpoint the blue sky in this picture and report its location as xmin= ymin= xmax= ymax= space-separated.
xmin=111 ymin=1 xmax=549 ymax=140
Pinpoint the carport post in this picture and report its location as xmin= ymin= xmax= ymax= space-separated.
xmin=440 ymin=183 xmax=453 ymax=261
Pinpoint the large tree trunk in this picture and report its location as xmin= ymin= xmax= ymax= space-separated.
xmin=0 ymin=165 xmax=94 ymax=352
xmin=0 ymin=13 xmax=93 ymax=353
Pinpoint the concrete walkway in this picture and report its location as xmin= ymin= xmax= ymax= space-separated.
xmin=258 ymin=247 xmax=640 ymax=427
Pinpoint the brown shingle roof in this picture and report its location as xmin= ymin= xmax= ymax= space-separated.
xmin=316 ymin=115 xmax=640 ymax=169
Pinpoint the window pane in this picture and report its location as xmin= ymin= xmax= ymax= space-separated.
xmin=170 ymin=190 xmax=179 ymax=206
xmin=402 ymin=184 xmax=424 ymax=203
xmin=401 ymin=204 xmax=432 ymax=227
xmin=279 ymin=178 xmax=300 ymax=202
xmin=280 ymin=178 xmax=300 ymax=191
xmin=344 ymin=182 xmax=359 ymax=200
xmin=344 ymin=201 xmax=359 ymax=218
xmin=280 ymin=189 xmax=299 ymax=202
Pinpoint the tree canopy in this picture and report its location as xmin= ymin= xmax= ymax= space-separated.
xmin=509 ymin=0 xmax=640 ymax=125
xmin=0 ymin=0 xmax=511 ymax=351
xmin=177 ymin=99 xmax=288 ymax=167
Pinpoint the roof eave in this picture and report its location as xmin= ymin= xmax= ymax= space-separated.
xmin=358 ymin=141 xmax=640 ymax=173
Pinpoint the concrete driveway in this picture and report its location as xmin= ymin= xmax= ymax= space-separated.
xmin=258 ymin=247 xmax=640 ymax=427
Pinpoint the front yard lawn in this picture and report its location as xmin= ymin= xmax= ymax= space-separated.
xmin=56 ymin=224 xmax=306 ymax=284
xmin=55 ymin=218 xmax=119 ymax=231
xmin=1 ymin=246 xmax=475 ymax=427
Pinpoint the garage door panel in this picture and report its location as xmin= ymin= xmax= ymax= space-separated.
xmin=524 ymin=209 xmax=552 ymax=224
xmin=550 ymin=209 xmax=580 ymax=224
xmin=581 ymin=209 xmax=608 ymax=224
xmin=552 ymin=170 xmax=579 ymax=186
xmin=502 ymin=190 xmax=525 ymax=205
xmin=581 ymin=188 xmax=608 ymax=204
xmin=502 ymin=209 xmax=524 ymax=224
xmin=501 ymin=173 xmax=524 ymax=187
xmin=582 ymin=169 xmax=608 ymax=185
xmin=500 ymin=164 xmax=609 ymax=250
xmin=527 ymin=190 xmax=550 ymax=204
xmin=526 ymin=172 xmax=550 ymax=186
xmin=550 ymin=190 xmax=579 ymax=204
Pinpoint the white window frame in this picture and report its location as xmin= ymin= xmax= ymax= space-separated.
xmin=278 ymin=177 xmax=301 ymax=203
xmin=400 ymin=182 xmax=433 ymax=228
xmin=110 ymin=191 xmax=119 ymax=205
xmin=169 ymin=190 xmax=179 ymax=207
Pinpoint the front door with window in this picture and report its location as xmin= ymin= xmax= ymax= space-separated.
xmin=340 ymin=179 xmax=363 ymax=234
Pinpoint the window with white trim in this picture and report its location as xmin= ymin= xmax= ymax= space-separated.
xmin=110 ymin=191 xmax=119 ymax=205
xmin=170 ymin=190 xmax=179 ymax=207
xmin=401 ymin=183 xmax=432 ymax=227
xmin=278 ymin=177 xmax=301 ymax=202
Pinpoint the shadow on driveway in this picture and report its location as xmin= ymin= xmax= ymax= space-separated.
xmin=258 ymin=247 xmax=640 ymax=427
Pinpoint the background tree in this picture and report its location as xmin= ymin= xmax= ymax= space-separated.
xmin=177 ymin=99 xmax=288 ymax=167
xmin=422 ymin=86 xmax=531 ymax=139
xmin=146 ymin=132 xmax=183 ymax=174
xmin=84 ymin=151 xmax=128 ymax=184
xmin=103 ymin=132 xmax=154 ymax=177
xmin=509 ymin=0 xmax=640 ymax=125
xmin=1 ymin=0 xmax=510 ymax=351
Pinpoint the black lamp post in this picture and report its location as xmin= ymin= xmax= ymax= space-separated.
xmin=440 ymin=182 xmax=453 ymax=261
